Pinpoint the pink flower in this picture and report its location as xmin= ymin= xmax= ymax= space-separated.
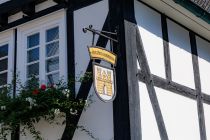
xmin=40 ymin=84 xmax=47 ymax=91
xmin=32 ymin=89 xmax=39 ymax=95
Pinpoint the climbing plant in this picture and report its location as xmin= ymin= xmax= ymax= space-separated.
xmin=0 ymin=74 xmax=91 ymax=140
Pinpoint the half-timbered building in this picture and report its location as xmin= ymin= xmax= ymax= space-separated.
xmin=0 ymin=0 xmax=209 ymax=140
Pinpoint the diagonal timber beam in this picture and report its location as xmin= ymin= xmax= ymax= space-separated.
xmin=136 ymin=27 xmax=169 ymax=140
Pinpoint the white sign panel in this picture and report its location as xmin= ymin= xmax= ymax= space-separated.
xmin=93 ymin=63 xmax=116 ymax=102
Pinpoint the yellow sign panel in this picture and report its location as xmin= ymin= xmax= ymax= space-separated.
xmin=88 ymin=47 xmax=117 ymax=65
xmin=93 ymin=64 xmax=116 ymax=102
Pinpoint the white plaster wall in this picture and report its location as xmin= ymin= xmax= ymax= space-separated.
xmin=196 ymin=37 xmax=210 ymax=95
xmin=167 ymin=19 xmax=195 ymax=89
xmin=135 ymin=1 xmax=165 ymax=79
xmin=20 ymin=117 xmax=65 ymax=140
xmin=138 ymin=82 xmax=161 ymax=140
xmin=156 ymin=87 xmax=200 ymax=140
xmin=35 ymin=0 xmax=57 ymax=13
xmin=73 ymin=0 xmax=114 ymax=139
xmin=73 ymin=87 xmax=114 ymax=140
xmin=8 ymin=12 xmax=23 ymax=23
xmin=204 ymin=104 xmax=210 ymax=140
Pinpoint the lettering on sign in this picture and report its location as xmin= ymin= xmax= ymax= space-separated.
xmin=89 ymin=47 xmax=117 ymax=66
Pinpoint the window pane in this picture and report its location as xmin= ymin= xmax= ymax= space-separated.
xmin=46 ymin=41 xmax=59 ymax=57
xmin=27 ymin=63 xmax=39 ymax=77
xmin=0 ymin=44 xmax=8 ymax=58
xmin=46 ymin=27 xmax=59 ymax=42
xmin=0 ymin=73 xmax=7 ymax=86
xmin=27 ymin=33 xmax=39 ymax=48
xmin=0 ymin=59 xmax=8 ymax=72
xmin=27 ymin=48 xmax=39 ymax=63
xmin=46 ymin=57 xmax=59 ymax=72
xmin=47 ymin=73 xmax=59 ymax=85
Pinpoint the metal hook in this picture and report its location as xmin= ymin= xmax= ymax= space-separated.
xmin=92 ymin=32 xmax=96 ymax=46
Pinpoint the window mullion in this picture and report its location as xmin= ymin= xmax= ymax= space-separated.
xmin=40 ymin=29 xmax=45 ymax=84
xmin=59 ymin=19 xmax=67 ymax=82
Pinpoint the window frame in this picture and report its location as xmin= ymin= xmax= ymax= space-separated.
xmin=16 ymin=10 xmax=67 ymax=85
xmin=0 ymin=30 xmax=14 ymax=88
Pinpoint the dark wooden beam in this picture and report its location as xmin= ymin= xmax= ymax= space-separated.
xmin=11 ymin=28 xmax=19 ymax=140
xmin=136 ymin=28 xmax=169 ymax=140
xmin=190 ymin=31 xmax=207 ymax=140
xmin=117 ymin=1 xmax=141 ymax=139
xmin=60 ymin=8 xmax=75 ymax=140
xmin=11 ymin=25 xmax=19 ymax=136
xmin=66 ymin=9 xmax=74 ymax=94
xmin=22 ymin=2 xmax=35 ymax=17
xmin=0 ymin=13 xmax=8 ymax=27
xmin=161 ymin=14 xmax=171 ymax=81
xmin=109 ymin=0 xmax=135 ymax=139
xmin=53 ymin=0 xmax=68 ymax=4
xmin=72 ymin=0 xmax=102 ymax=10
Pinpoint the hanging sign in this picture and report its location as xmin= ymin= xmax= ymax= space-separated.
xmin=93 ymin=63 xmax=116 ymax=102
xmin=88 ymin=46 xmax=117 ymax=66
xmin=83 ymin=25 xmax=118 ymax=102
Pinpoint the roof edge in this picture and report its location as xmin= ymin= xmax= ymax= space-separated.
xmin=173 ymin=0 xmax=210 ymax=24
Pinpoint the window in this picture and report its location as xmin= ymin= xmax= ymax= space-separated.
xmin=0 ymin=44 xmax=8 ymax=87
xmin=26 ymin=27 xmax=60 ymax=84
xmin=17 ymin=11 xmax=67 ymax=85
xmin=27 ymin=33 xmax=40 ymax=78
xmin=0 ymin=31 xmax=14 ymax=90
xmin=45 ymin=27 xmax=60 ymax=85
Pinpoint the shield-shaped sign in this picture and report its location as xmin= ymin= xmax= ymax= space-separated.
xmin=93 ymin=63 xmax=116 ymax=102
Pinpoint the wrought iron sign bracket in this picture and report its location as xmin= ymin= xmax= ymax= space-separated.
xmin=83 ymin=25 xmax=118 ymax=44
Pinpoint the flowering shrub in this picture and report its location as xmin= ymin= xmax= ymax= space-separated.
xmin=0 ymin=77 xmax=89 ymax=140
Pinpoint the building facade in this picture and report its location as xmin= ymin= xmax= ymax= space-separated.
xmin=0 ymin=0 xmax=209 ymax=140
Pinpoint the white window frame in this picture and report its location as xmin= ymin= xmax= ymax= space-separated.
xmin=17 ymin=10 xmax=67 ymax=85
xmin=0 ymin=30 xmax=14 ymax=88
